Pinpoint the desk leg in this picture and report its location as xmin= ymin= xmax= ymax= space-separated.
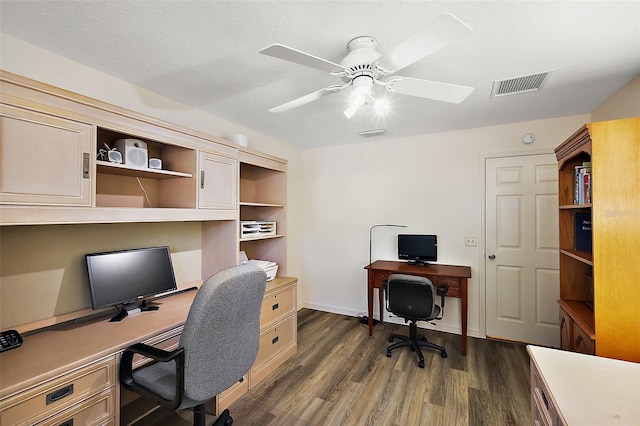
xmin=378 ymin=287 xmax=384 ymax=325
xmin=461 ymin=278 xmax=468 ymax=355
xmin=367 ymin=270 xmax=374 ymax=336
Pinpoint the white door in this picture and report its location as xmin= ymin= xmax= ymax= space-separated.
xmin=485 ymin=154 xmax=560 ymax=347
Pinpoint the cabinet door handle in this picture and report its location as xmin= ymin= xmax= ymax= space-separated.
xmin=272 ymin=336 xmax=279 ymax=345
xmin=200 ymin=171 xmax=205 ymax=189
xmin=272 ymin=303 xmax=279 ymax=310
xmin=46 ymin=383 xmax=74 ymax=405
xmin=83 ymin=152 xmax=90 ymax=179
xmin=59 ymin=419 xmax=74 ymax=426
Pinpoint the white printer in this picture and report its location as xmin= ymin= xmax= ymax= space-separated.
xmin=248 ymin=260 xmax=279 ymax=281
xmin=239 ymin=251 xmax=278 ymax=281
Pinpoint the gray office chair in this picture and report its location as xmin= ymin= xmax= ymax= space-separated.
xmin=385 ymin=273 xmax=448 ymax=368
xmin=120 ymin=264 xmax=267 ymax=426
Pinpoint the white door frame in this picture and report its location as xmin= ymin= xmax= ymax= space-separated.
xmin=477 ymin=148 xmax=557 ymax=339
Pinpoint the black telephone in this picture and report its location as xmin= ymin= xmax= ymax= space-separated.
xmin=0 ymin=329 xmax=23 ymax=352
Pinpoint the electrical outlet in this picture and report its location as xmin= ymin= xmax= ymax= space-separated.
xmin=465 ymin=236 xmax=477 ymax=246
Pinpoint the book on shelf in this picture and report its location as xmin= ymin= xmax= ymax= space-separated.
xmin=574 ymin=161 xmax=591 ymax=204
xmin=574 ymin=211 xmax=592 ymax=252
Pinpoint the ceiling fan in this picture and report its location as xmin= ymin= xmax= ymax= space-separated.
xmin=259 ymin=13 xmax=475 ymax=119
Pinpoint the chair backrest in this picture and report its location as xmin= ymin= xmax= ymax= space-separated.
xmin=178 ymin=264 xmax=267 ymax=403
xmin=386 ymin=273 xmax=438 ymax=321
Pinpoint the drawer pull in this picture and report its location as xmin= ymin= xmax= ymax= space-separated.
xmin=540 ymin=389 xmax=549 ymax=409
xmin=46 ymin=384 xmax=74 ymax=405
xmin=59 ymin=419 xmax=74 ymax=426
xmin=272 ymin=336 xmax=279 ymax=345
xmin=272 ymin=303 xmax=279 ymax=310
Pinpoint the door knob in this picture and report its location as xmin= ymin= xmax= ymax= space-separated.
xmin=488 ymin=254 xmax=496 ymax=260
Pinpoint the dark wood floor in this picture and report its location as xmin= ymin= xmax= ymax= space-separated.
xmin=136 ymin=309 xmax=531 ymax=426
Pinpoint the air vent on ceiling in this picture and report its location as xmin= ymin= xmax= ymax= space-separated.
xmin=491 ymin=71 xmax=552 ymax=98
xmin=359 ymin=129 xmax=387 ymax=137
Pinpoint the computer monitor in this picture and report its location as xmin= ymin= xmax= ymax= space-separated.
xmin=86 ymin=246 xmax=177 ymax=321
xmin=398 ymin=234 xmax=437 ymax=265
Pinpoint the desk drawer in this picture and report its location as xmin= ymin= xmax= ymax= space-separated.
xmin=438 ymin=277 xmax=461 ymax=298
xmin=0 ymin=356 xmax=115 ymax=426
xmin=260 ymin=284 xmax=296 ymax=328
xmin=253 ymin=315 xmax=296 ymax=372
xmin=250 ymin=314 xmax=297 ymax=386
xmin=372 ymin=271 xmax=390 ymax=287
xmin=36 ymin=388 xmax=114 ymax=426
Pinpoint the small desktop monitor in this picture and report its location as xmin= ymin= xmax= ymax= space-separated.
xmin=86 ymin=246 xmax=177 ymax=321
xmin=398 ymin=234 xmax=437 ymax=265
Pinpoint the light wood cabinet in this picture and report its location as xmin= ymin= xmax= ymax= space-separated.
xmin=0 ymin=356 xmax=116 ymax=426
xmin=0 ymin=104 xmax=93 ymax=206
xmin=198 ymin=151 xmax=237 ymax=210
xmin=555 ymin=117 xmax=640 ymax=362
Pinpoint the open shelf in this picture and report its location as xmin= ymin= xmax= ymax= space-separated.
xmin=240 ymin=234 xmax=285 ymax=242
xmin=559 ymin=299 xmax=595 ymax=339
xmin=559 ymin=249 xmax=593 ymax=265
xmin=96 ymin=160 xmax=192 ymax=179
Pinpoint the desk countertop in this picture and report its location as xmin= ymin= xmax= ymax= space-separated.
xmin=365 ymin=260 xmax=471 ymax=278
xmin=527 ymin=345 xmax=640 ymax=425
xmin=0 ymin=289 xmax=197 ymax=399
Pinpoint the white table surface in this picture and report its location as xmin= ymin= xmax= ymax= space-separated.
xmin=527 ymin=345 xmax=640 ymax=425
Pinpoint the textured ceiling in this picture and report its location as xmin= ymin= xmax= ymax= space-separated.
xmin=1 ymin=1 xmax=639 ymax=149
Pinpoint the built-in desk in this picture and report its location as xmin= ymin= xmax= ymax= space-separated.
xmin=365 ymin=260 xmax=472 ymax=355
xmin=0 ymin=276 xmax=297 ymax=425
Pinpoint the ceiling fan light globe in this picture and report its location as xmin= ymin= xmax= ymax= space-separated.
xmin=374 ymin=98 xmax=391 ymax=115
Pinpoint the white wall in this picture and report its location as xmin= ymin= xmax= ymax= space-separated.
xmin=300 ymin=115 xmax=589 ymax=337
xmin=591 ymin=74 xmax=640 ymax=121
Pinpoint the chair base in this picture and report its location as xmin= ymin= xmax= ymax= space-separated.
xmin=386 ymin=322 xmax=447 ymax=368
xmin=193 ymin=404 xmax=232 ymax=426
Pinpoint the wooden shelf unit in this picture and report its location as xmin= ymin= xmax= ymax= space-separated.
xmin=554 ymin=118 xmax=640 ymax=362
xmin=238 ymin=152 xmax=287 ymax=275
xmin=0 ymin=71 xmax=297 ymax=423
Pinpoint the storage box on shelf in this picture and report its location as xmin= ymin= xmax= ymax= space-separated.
xmin=555 ymin=118 xmax=640 ymax=362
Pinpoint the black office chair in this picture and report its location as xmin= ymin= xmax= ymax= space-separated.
xmin=119 ymin=264 xmax=267 ymax=426
xmin=385 ymin=273 xmax=448 ymax=368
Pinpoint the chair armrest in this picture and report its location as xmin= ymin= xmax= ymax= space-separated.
xmin=119 ymin=343 xmax=185 ymax=410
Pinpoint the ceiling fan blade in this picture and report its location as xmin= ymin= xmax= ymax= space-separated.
xmin=386 ymin=77 xmax=474 ymax=103
xmin=381 ymin=13 xmax=471 ymax=72
xmin=269 ymin=85 xmax=345 ymax=113
xmin=260 ymin=44 xmax=348 ymax=74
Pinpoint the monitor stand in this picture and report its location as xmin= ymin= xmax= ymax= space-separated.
xmin=109 ymin=300 xmax=160 ymax=322
xmin=109 ymin=302 xmax=142 ymax=322
xmin=407 ymin=259 xmax=429 ymax=266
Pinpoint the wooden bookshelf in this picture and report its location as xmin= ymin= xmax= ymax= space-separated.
xmin=555 ymin=118 xmax=640 ymax=362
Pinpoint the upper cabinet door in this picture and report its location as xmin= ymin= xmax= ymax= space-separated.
xmin=1 ymin=105 xmax=93 ymax=206
xmin=198 ymin=151 xmax=237 ymax=210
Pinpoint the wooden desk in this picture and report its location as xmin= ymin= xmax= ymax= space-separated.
xmin=0 ymin=277 xmax=297 ymax=425
xmin=365 ymin=260 xmax=472 ymax=355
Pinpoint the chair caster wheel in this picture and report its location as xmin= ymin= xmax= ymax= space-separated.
xmin=386 ymin=350 xmax=392 ymax=357
xmin=388 ymin=337 xmax=394 ymax=342
xmin=441 ymin=351 xmax=448 ymax=358
xmin=418 ymin=360 xmax=425 ymax=368
xmin=225 ymin=417 xmax=233 ymax=425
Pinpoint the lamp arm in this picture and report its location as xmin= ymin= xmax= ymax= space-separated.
xmin=369 ymin=224 xmax=407 ymax=266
